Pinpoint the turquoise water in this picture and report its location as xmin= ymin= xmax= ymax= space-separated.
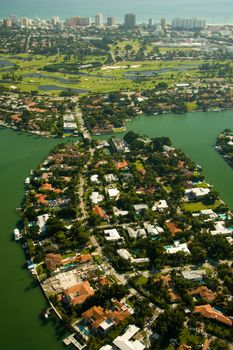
xmin=1 ymin=0 xmax=233 ymax=24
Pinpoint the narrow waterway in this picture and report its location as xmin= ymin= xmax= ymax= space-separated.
xmin=0 ymin=128 xmax=67 ymax=350
xmin=0 ymin=110 xmax=232 ymax=350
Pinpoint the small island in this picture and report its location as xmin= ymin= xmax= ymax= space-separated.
xmin=18 ymin=132 xmax=233 ymax=350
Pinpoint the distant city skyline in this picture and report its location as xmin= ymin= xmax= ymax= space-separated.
xmin=0 ymin=0 xmax=233 ymax=24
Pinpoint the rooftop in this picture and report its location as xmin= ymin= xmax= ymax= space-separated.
xmin=194 ymin=304 xmax=232 ymax=326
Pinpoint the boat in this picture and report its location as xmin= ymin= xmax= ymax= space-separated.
xmin=14 ymin=228 xmax=22 ymax=241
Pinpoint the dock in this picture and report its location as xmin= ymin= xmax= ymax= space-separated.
xmin=63 ymin=333 xmax=86 ymax=349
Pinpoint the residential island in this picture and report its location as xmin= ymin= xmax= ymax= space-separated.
xmin=0 ymin=11 xmax=233 ymax=350
xmin=18 ymin=132 xmax=233 ymax=349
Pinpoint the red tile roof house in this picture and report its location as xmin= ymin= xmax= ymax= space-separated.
xmin=194 ymin=304 xmax=232 ymax=326
xmin=64 ymin=281 xmax=94 ymax=305
xmin=81 ymin=304 xmax=130 ymax=333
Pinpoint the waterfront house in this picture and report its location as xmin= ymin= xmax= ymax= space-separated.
xmin=64 ymin=281 xmax=94 ymax=306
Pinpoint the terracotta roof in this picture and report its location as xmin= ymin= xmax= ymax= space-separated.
xmin=82 ymin=306 xmax=106 ymax=328
xmin=166 ymin=222 xmax=182 ymax=236
xmin=29 ymin=108 xmax=48 ymax=113
xmin=82 ymin=304 xmax=130 ymax=329
xmin=115 ymin=160 xmax=128 ymax=170
xmin=40 ymin=183 xmax=62 ymax=193
xmin=168 ymin=289 xmax=180 ymax=303
xmin=62 ymin=254 xmax=92 ymax=266
xmin=107 ymin=309 xmax=130 ymax=325
xmin=35 ymin=193 xmax=48 ymax=204
xmin=179 ymin=346 xmax=192 ymax=350
xmin=64 ymin=281 xmax=94 ymax=305
xmin=79 ymin=254 xmax=92 ymax=264
xmin=11 ymin=114 xmax=22 ymax=122
xmin=194 ymin=304 xmax=232 ymax=326
xmin=160 ymin=275 xmax=172 ymax=285
xmin=202 ymin=339 xmax=210 ymax=350
xmin=99 ymin=276 xmax=112 ymax=286
xmin=92 ymin=205 xmax=109 ymax=220
xmin=188 ymin=286 xmax=216 ymax=302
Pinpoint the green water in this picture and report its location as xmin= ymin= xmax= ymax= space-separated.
xmin=0 ymin=128 xmax=67 ymax=350
xmin=98 ymin=110 xmax=233 ymax=209
xmin=0 ymin=110 xmax=232 ymax=350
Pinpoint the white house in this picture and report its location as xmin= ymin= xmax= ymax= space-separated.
xmin=113 ymin=325 xmax=145 ymax=350
xmin=164 ymin=241 xmax=190 ymax=255
xmin=90 ymin=191 xmax=104 ymax=204
xmin=185 ymin=188 xmax=210 ymax=200
xmin=210 ymin=221 xmax=232 ymax=236
xmin=37 ymin=214 xmax=50 ymax=234
xmin=152 ymin=199 xmax=169 ymax=212
xmin=133 ymin=204 xmax=149 ymax=214
xmin=107 ymin=188 xmax=120 ymax=199
xmin=104 ymin=229 xmax=122 ymax=242
xmin=90 ymin=174 xmax=100 ymax=183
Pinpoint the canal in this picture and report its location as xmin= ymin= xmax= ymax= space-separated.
xmin=0 ymin=110 xmax=232 ymax=349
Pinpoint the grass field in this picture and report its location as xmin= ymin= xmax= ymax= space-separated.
xmin=182 ymin=200 xmax=222 ymax=212
xmin=0 ymin=53 xmax=223 ymax=94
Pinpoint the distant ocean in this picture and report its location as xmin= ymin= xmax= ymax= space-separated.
xmin=1 ymin=0 xmax=233 ymax=24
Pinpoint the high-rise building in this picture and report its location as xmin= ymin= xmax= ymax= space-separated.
xmin=21 ymin=17 xmax=31 ymax=27
xmin=124 ymin=13 xmax=136 ymax=28
xmin=95 ymin=13 xmax=104 ymax=27
xmin=161 ymin=18 xmax=166 ymax=30
xmin=172 ymin=17 xmax=206 ymax=30
xmin=56 ymin=21 xmax=64 ymax=31
xmin=107 ymin=16 xmax=116 ymax=27
xmin=9 ymin=15 xmax=20 ymax=26
xmin=51 ymin=16 xmax=60 ymax=26
xmin=66 ymin=17 xmax=80 ymax=27
xmin=4 ymin=18 xmax=12 ymax=27
xmin=78 ymin=17 xmax=91 ymax=27
xmin=149 ymin=18 xmax=153 ymax=27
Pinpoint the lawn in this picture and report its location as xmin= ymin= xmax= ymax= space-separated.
xmin=179 ymin=328 xmax=204 ymax=347
xmin=182 ymin=200 xmax=222 ymax=212
xmin=135 ymin=276 xmax=148 ymax=287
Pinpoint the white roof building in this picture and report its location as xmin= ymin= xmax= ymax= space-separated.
xmin=90 ymin=191 xmax=104 ymax=204
xmin=133 ymin=204 xmax=149 ymax=213
xmin=104 ymin=229 xmax=122 ymax=242
xmin=117 ymin=249 xmax=149 ymax=264
xmin=113 ymin=325 xmax=145 ymax=350
xmin=200 ymin=209 xmax=218 ymax=220
xmin=90 ymin=174 xmax=100 ymax=183
xmin=113 ymin=207 xmax=129 ymax=217
xmin=37 ymin=214 xmax=50 ymax=234
xmin=182 ymin=270 xmax=205 ymax=281
xmin=107 ymin=188 xmax=120 ymax=199
xmin=210 ymin=221 xmax=232 ymax=236
xmin=144 ymin=223 xmax=163 ymax=236
xmin=164 ymin=241 xmax=190 ymax=255
xmin=185 ymin=187 xmax=210 ymax=198
xmin=152 ymin=199 xmax=169 ymax=212
xmin=99 ymin=346 xmax=114 ymax=350
xmin=117 ymin=249 xmax=132 ymax=261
